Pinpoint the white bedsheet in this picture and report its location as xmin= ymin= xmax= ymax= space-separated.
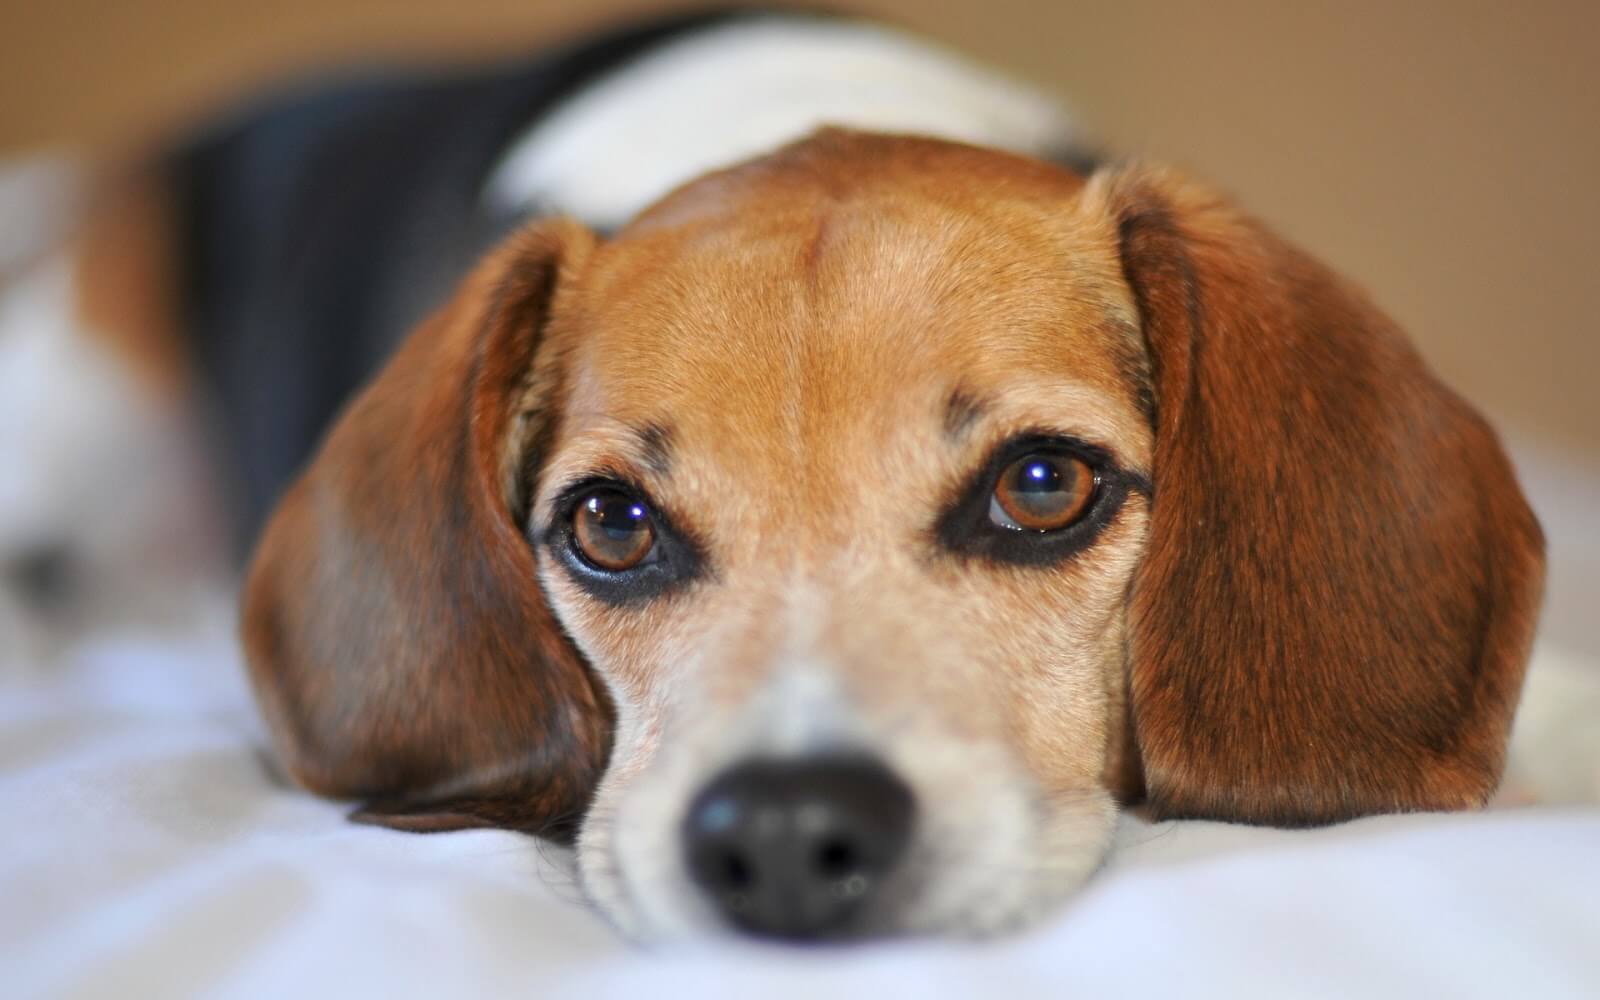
xmin=3 ymin=615 xmax=1597 ymax=999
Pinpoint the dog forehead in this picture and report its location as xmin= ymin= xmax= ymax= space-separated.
xmin=561 ymin=141 xmax=1139 ymax=443
xmin=623 ymin=128 xmax=1087 ymax=231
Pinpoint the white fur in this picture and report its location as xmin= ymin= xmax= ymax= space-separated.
xmin=0 ymin=230 xmax=222 ymax=668
xmin=0 ymin=154 xmax=84 ymax=279
xmin=1499 ymin=642 xmax=1600 ymax=806
xmin=484 ymin=17 xmax=1082 ymax=229
xmin=581 ymin=658 xmax=1117 ymax=941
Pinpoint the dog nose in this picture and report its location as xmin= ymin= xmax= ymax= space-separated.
xmin=3 ymin=540 xmax=77 ymax=612
xmin=682 ymin=755 xmax=916 ymax=939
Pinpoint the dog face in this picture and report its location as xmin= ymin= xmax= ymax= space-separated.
xmin=242 ymin=131 xmax=1544 ymax=941
xmin=532 ymin=142 xmax=1152 ymax=937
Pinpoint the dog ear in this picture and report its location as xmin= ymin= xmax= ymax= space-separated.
xmin=1088 ymin=168 xmax=1544 ymax=825
xmin=241 ymin=220 xmax=609 ymax=841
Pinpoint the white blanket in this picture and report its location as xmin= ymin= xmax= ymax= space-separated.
xmin=4 ymin=612 xmax=1597 ymax=1000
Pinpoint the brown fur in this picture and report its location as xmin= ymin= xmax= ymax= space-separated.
xmin=1096 ymin=168 xmax=1546 ymax=824
xmin=241 ymin=131 xmax=1543 ymax=915
xmin=242 ymin=221 xmax=611 ymax=840
xmin=72 ymin=168 xmax=188 ymax=399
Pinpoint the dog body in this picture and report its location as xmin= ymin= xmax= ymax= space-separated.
xmin=169 ymin=9 xmax=1082 ymax=551
xmin=1 ymin=8 xmax=1077 ymax=655
xmin=2 ymin=9 xmax=1544 ymax=941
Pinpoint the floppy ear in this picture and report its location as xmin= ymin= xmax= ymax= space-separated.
xmin=1091 ymin=168 xmax=1545 ymax=825
xmin=241 ymin=220 xmax=610 ymax=841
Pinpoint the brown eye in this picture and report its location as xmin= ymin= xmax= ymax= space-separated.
xmin=990 ymin=453 xmax=1097 ymax=532
xmin=572 ymin=489 xmax=657 ymax=571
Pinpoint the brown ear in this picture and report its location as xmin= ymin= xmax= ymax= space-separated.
xmin=1092 ymin=168 xmax=1545 ymax=825
xmin=241 ymin=220 xmax=609 ymax=841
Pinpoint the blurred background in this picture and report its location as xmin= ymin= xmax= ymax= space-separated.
xmin=4 ymin=1 xmax=1596 ymax=448
xmin=1 ymin=0 xmax=1596 ymax=655
xmin=1 ymin=5 xmax=1597 ymax=990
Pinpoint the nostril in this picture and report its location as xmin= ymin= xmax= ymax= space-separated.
xmin=814 ymin=837 xmax=858 ymax=880
xmin=719 ymin=849 xmax=754 ymax=890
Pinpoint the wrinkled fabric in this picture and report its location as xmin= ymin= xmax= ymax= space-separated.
xmin=3 ymin=617 xmax=1596 ymax=1000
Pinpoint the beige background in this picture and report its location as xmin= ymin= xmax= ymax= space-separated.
xmin=2 ymin=0 xmax=1596 ymax=460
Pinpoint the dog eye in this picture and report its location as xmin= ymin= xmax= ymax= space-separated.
xmin=544 ymin=479 xmax=703 ymax=603
xmin=572 ymin=489 xmax=657 ymax=571
xmin=989 ymin=454 xmax=1097 ymax=532
xmin=935 ymin=434 xmax=1139 ymax=566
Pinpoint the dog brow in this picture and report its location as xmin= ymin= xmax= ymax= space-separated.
xmin=942 ymin=388 xmax=989 ymax=439
xmin=634 ymin=421 xmax=675 ymax=476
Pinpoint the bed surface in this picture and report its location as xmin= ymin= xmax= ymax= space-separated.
xmin=4 ymin=611 xmax=1596 ymax=1000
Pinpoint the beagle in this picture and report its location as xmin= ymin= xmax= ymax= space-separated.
xmin=9 ymin=9 xmax=1546 ymax=941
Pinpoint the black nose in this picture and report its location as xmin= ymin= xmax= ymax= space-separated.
xmin=4 ymin=540 xmax=78 ymax=612
xmin=682 ymin=755 xmax=916 ymax=940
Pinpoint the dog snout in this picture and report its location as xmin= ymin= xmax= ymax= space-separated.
xmin=681 ymin=755 xmax=916 ymax=940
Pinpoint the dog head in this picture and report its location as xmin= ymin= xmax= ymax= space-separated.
xmin=242 ymin=130 xmax=1544 ymax=940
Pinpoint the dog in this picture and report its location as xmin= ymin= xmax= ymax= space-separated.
xmin=4 ymin=8 xmax=1545 ymax=941
xmin=2 ymin=8 xmax=1076 ymax=657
